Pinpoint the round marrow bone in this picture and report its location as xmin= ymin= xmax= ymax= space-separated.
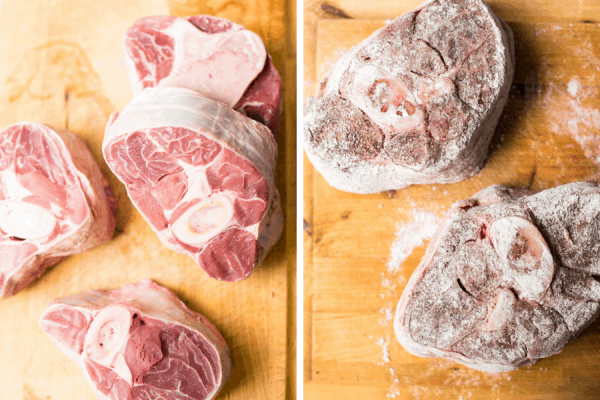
xmin=189 ymin=202 xmax=227 ymax=233
xmin=347 ymin=65 xmax=425 ymax=132
xmin=490 ymin=216 xmax=554 ymax=301
xmin=84 ymin=305 xmax=133 ymax=367
xmin=171 ymin=195 xmax=234 ymax=245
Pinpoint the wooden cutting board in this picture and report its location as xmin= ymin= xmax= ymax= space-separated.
xmin=304 ymin=2 xmax=600 ymax=399
xmin=0 ymin=0 xmax=296 ymax=399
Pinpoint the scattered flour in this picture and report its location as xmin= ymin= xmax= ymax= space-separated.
xmin=376 ymin=337 xmax=391 ymax=363
xmin=567 ymin=77 xmax=581 ymax=97
xmin=382 ymin=277 xmax=393 ymax=288
xmin=387 ymin=368 xmax=401 ymax=398
xmin=379 ymin=307 xmax=394 ymax=325
xmin=543 ymin=80 xmax=600 ymax=164
xmin=387 ymin=210 xmax=440 ymax=273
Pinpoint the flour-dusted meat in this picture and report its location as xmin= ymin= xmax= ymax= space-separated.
xmin=103 ymin=87 xmax=283 ymax=282
xmin=394 ymin=182 xmax=600 ymax=372
xmin=0 ymin=122 xmax=115 ymax=298
xmin=304 ymin=0 xmax=515 ymax=193
xmin=40 ymin=279 xmax=231 ymax=400
xmin=124 ymin=15 xmax=282 ymax=136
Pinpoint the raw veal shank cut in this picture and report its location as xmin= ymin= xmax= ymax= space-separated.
xmin=394 ymin=182 xmax=600 ymax=372
xmin=0 ymin=122 xmax=115 ymax=298
xmin=124 ymin=15 xmax=282 ymax=136
xmin=40 ymin=279 xmax=230 ymax=400
xmin=304 ymin=0 xmax=515 ymax=193
xmin=103 ymin=87 xmax=282 ymax=282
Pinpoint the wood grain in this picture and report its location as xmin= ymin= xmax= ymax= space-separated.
xmin=304 ymin=1 xmax=600 ymax=398
xmin=0 ymin=0 xmax=296 ymax=399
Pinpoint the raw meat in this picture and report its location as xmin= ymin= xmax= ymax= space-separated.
xmin=124 ymin=15 xmax=282 ymax=136
xmin=103 ymin=87 xmax=283 ymax=282
xmin=304 ymin=0 xmax=515 ymax=193
xmin=0 ymin=122 xmax=115 ymax=298
xmin=40 ymin=279 xmax=231 ymax=400
xmin=394 ymin=182 xmax=600 ymax=372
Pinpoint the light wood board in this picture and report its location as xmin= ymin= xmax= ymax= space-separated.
xmin=304 ymin=2 xmax=600 ymax=399
xmin=0 ymin=0 xmax=296 ymax=399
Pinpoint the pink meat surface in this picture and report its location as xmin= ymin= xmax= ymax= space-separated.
xmin=394 ymin=182 xmax=600 ymax=372
xmin=304 ymin=0 xmax=515 ymax=193
xmin=0 ymin=122 xmax=115 ymax=298
xmin=40 ymin=279 xmax=231 ymax=400
xmin=103 ymin=87 xmax=283 ymax=282
xmin=124 ymin=15 xmax=281 ymax=136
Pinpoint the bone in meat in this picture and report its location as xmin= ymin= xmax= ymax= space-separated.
xmin=394 ymin=182 xmax=600 ymax=372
